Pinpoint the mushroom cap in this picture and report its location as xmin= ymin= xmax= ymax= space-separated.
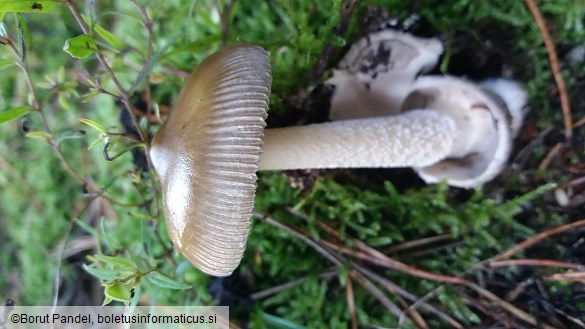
xmin=480 ymin=78 xmax=528 ymax=137
xmin=327 ymin=29 xmax=443 ymax=120
xmin=402 ymin=76 xmax=517 ymax=188
xmin=150 ymin=45 xmax=272 ymax=276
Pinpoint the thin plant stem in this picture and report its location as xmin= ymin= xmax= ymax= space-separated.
xmin=3 ymin=35 xmax=84 ymax=184
xmin=64 ymin=0 xmax=162 ymax=220
xmin=250 ymin=271 xmax=337 ymax=301
xmin=256 ymin=213 xmax=414 ymax=326
xmin=523 ymin=0 xmax=573 ymax=141
xmin=286 ymin=208 xmax=561 ymax=328
xmin=63 ymin=0 xmax=146 ymax=145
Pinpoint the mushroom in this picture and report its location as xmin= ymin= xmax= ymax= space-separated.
xmin=150 ymin=45 xmax=526 ymax=276
xmin=150 ymin=45 xmax=461 ymax=276
xmin=401 ymin=76 xmax=527 ymax=188
xmin=479 ymin=78 xmax=528 ymax=137
xmin=327 ymin=29 xmax=444 ymax=120
xmin=325 ymin=28 xmax=528 ymax=188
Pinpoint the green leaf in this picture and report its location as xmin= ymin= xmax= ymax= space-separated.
xmin=128 ymin=37 xmax=176 ymax=94
xmin=80 ymin=89 xmax=101 ymax=103
xmin=102 ymin=296 xmax=113 ymax=306
xmin=56 ymin=130 xmax=86 ymax=146
xmin=129 ymin=254 xmax=148 ymax=273
xmin=93 ymin=255 xmax=137 ymax=271
xmin=82 ymin=264 xmax=134 ymax=281
xmin=25 ymin=130 xmax=51 ymax=141
xmin=79 ymin=117 xmax=107 ymax=132
xmin=128 ymin=211 xmax=154 ymax=220
xmin=87 ymin=137 xmax=104 ymax=150
xmin=0 ymin=105 xmax=31 ymax=124
xmin=146 ymin=271 xmax=192 ymax=290
xmin=14 ymin=13 xmax=29 ymax=61
xmin=0 ymin=1 xmax=62 ymax=13
xmin=367 ymin=236 xmax=394 ymax=247
xmin=82 ymin=14 xmax=125 ymax=50
xmin=260 ymin=312 xmax=308 ymax=329
xmin=74 ymin=218 xmax=98 ymax=237
xmin=104 ymin=282 xmax=133 ymax=304
xmin=63 ymin=34 xmax=97 ymax=59
xmin=94 ymin=23 xmax=124 ymax=50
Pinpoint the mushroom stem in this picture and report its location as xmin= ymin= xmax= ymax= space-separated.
xmin=258 ymin=110 xmax=456 ymax=170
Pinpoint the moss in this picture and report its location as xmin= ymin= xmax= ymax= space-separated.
xmin=0 ymin=0 xmax=581 ymax=327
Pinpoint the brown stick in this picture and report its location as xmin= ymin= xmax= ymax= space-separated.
xmin=384 ymin=233 xmax=453 ymax=254
xmin=250 ymin=271 xmax=337 ymax=300
xmin=283 ymin=210 xmax=561 ymax=328
xmin=544 ymin=270 xmax=585 ymax=282
xmin=573 ymin=115 xmax=585 ymax=129
xmin=345 ymin=275 xmax=358 ymax=329
xmin=487 ymin=259 xmax=584 ymax=270
xmin=258 ymin=214 xmax=412 ymax=324
xmin=489 ymin=218 xmax=585 ymax=261
xmin=523 ymin=0 xmax=573 ymax=141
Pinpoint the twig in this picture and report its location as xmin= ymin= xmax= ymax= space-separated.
xmin=512 ymin=125 xmax=553 ymax=171
xmin=397 ymin=296 xmax=429 ymax=329
xmin=356 ymin=265 xmax=463 ymax=328
xmin=65 ymin=1 xmax=163 ymax=221
xmin=523 ymin=0 xmax=573 ymax=141
xmin=2 ymin=35 xmax=84 ymax=184
xmin=488 ymin=218 xmax=585 ymax=262
xmin=250 ymin=271 xmax=337 ymax=300
xmin=63 ymin=0 xmax=146 ymax=144
xmin=51 ymin=222 xmax=74 ymax=309
xmin=126 ymin=1 xmax=163 ymax=220
xmin=383 ymin=233 xmax=453 ymax=254
xmin=537 ymin=142 xmax=564 ymax=176
xmin=456 ymin=288 xmax=522 ymax=329
xmin=216 ymin=0 xmax=238 ymax=46
xmin=257 ymin=214 xmax=413 ymax=325
xmin=345 ymin=274 xmax=358 ymax=329
xmin=544 ymin=270 xmax=585 ymax=282
xmin=466 ymin=282 xmax=557 ymax=329
xmin=486 ymin=259 xmax=584 ymax=270
xmin=573 ymin=115 xmax=585 ymax=129
xmin=289 ymin=209 xmax=559 ymax=328
xmin=348 ymin=270 xmax=412 ymax=326
xmin=307 ymin=0 xmax=359 ymax=81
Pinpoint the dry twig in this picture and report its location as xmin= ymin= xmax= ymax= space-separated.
xmin=345 ymin=275 xmax=358 ymax=329
xmin=488 ymin=218 xmax=585 ymax=261
xmin=250 ymin=271 xmax=337 ymax=301
xmin=523 ymin=0 xmax=573 ymax=141
xmin=486 ymin=259 xmax=584 ymax=270
xmin=544 ymin=270 xmax=585 ymax=282
xmin=287 ymin=209 xmax=567 ymax=328
xmin=256 ymin=214 xmax=413 ymax=325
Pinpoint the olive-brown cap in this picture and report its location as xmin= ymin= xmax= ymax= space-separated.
xmin=150 ymin=45 xmax=272 ymax=276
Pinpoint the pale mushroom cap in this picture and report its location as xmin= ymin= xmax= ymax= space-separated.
xmin=150 ymin=45 xmax=272 ymax=276
xmin=402 ymin=76 xmax=515 ymax=188
xmin=328 ymin=29 xmax=444 ymax=120
xmin=480 ymin=78 xmax=528 ymax=137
